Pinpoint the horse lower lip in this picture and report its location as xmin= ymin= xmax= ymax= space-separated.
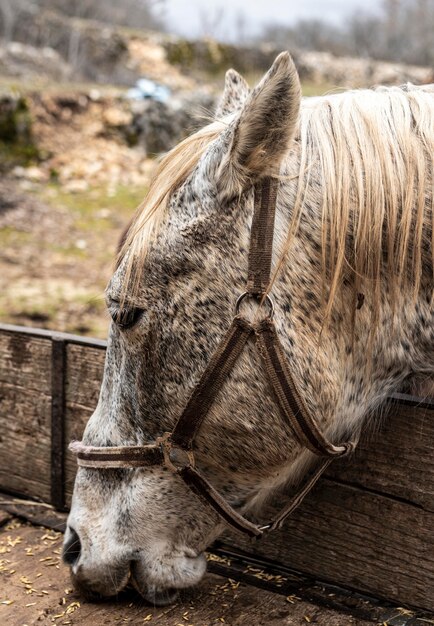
xmin=130 ymin=563 xmax=179 ymax=606
xmin=144 ymin=587 xmax=179 ymax=606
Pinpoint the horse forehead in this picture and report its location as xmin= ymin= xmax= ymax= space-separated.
xmin=169 ymin=177 xmax=218 ymax=222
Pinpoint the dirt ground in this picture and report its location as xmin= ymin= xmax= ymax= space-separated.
xmin=0 ymin=516 xmax=379 ymax=626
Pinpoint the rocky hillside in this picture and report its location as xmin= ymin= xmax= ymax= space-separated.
xmin=4 ymin=8 xmax=434 ymax=89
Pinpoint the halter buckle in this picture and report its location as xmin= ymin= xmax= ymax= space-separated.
xmin=156 ymin=432 xmax=195 ymax=473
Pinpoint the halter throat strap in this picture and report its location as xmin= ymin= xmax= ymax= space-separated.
xmin=71 ymin=177 xmax=357 ymax=539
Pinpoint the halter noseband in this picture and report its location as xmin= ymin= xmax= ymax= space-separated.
xmin=70 ymin=177 xmax=357 ymax=539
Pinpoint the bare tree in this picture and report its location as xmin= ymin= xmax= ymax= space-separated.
xmin=259 ymin=0 xmax=434 ymax=67
xmin=34 ymin=0 xmax=165 ymax=31
xmin=0 ymin=0 xmax=35 ymax=42
xmin=383 ymin=0 xmax=402 ymax=60
xmin=261 ymin=19 xmax=349 ymax=57
xmin=235 ymin=10 xmax=248 ymax=44
xmin=198 ymin=5 xmax=225 ymax=40
xmin=347 ymin=11 xmax=384 ymax=58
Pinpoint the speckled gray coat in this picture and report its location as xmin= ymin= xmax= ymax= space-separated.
xmin=64 ymin=53 xmax=434 ymax=605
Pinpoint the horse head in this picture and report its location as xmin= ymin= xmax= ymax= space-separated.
xmin=63 ymin=52 xmax=433 ymax=605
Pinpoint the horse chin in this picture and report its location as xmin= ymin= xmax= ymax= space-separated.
xmin=130 ymin=553 xmax=207 ymax=606
xmin=131 ymin=577 xmax=180 ymax=606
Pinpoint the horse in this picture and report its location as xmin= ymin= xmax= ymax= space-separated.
xmin=63 ymin=52 xmax=434 ymax=606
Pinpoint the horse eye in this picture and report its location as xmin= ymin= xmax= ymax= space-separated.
xmin=111 ymin=305 xmax=144 ymax=329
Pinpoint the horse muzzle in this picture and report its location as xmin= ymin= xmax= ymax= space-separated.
xmin=62 ymin=524 xmax=207 ymax=605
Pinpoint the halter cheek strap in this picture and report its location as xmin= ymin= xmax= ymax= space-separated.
xmin=70 ymin=177 xmax=358 ymax=539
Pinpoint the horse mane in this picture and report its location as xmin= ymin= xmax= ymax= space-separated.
xmin=119 ymin=85 xmax=434 ymax=318
xmin=287 ymin=85 xmax=434 ymax=324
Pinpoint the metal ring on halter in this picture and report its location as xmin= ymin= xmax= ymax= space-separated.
xmin=156 ymin=432 xmax=195 ymax=473
xmin=235 ymin=292 xmax=275 ymax=320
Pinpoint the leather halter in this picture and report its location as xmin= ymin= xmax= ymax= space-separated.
xmin=70 ymin=177 xmax=357 ymax=538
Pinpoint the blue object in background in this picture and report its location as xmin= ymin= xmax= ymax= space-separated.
xmin=126 ymin=78 xmax=171 ymax=103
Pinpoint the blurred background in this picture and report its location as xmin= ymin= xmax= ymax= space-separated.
xmin=1 ymin=0 xmax=433 ymax=338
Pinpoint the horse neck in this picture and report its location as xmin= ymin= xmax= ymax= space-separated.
xmin=273 ymin=188 xmax=432 ymax=437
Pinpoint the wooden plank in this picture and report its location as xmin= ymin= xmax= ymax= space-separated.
xmin=64 ymin=406 xmax=94 ymax=506
xmin=0 ymin=330 xmax=52 ymax=501
xmin=0 ymin=322 xmax=107 ymax=348
xmin=327 ymin=402 xmax=434 ymax=512
xmin=0 ymin=509 xmax=12 ymax=527
xmin=0 ymin=496 xmax=67 ymax=531
xmin=0 ymin=329 xmax=52 ymax=391
xmin=63 ymin=343 xmax=106 ymax=506
xmin=0 ymin=329 xmax=106 ymax=507
xmin=226 ymin=480 xmax=434 ymax=611
xmin=64 ymin=343 xmax=105 ymax=410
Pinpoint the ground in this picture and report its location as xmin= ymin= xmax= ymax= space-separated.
xmin=0 ymin=177 xmax=145 ymax=338
xmin=0 ymin=515 xmax=378 ymax=626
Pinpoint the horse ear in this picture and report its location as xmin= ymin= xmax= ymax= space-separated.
xmin=217 ymin=52 xmax=301 ymax=201
xmin=215 ymin=69 xmax=250 ymax=118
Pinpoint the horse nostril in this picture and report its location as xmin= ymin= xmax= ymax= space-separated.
xmin=63 ymin=526 xmax=82 ymax=566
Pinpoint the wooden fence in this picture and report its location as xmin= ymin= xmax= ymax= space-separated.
xmin=0 ymin=322 xmax=433 ymax=610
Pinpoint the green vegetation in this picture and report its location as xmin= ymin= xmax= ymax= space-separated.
xmin=49 ymin=183 xmax=146 ymax=221
xmin=164 ymin=39 xmax=275 ymax=77
xmin=301 ymin=82 xmax=340 ymax=97
xmin=0 ymin=94 xmax=39 ymax=168
xmin=1 ymin=183 xmax=148 ymax=337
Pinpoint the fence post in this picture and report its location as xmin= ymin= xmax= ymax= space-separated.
xmin=51 ymin=336 xmax=66 ymax=511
